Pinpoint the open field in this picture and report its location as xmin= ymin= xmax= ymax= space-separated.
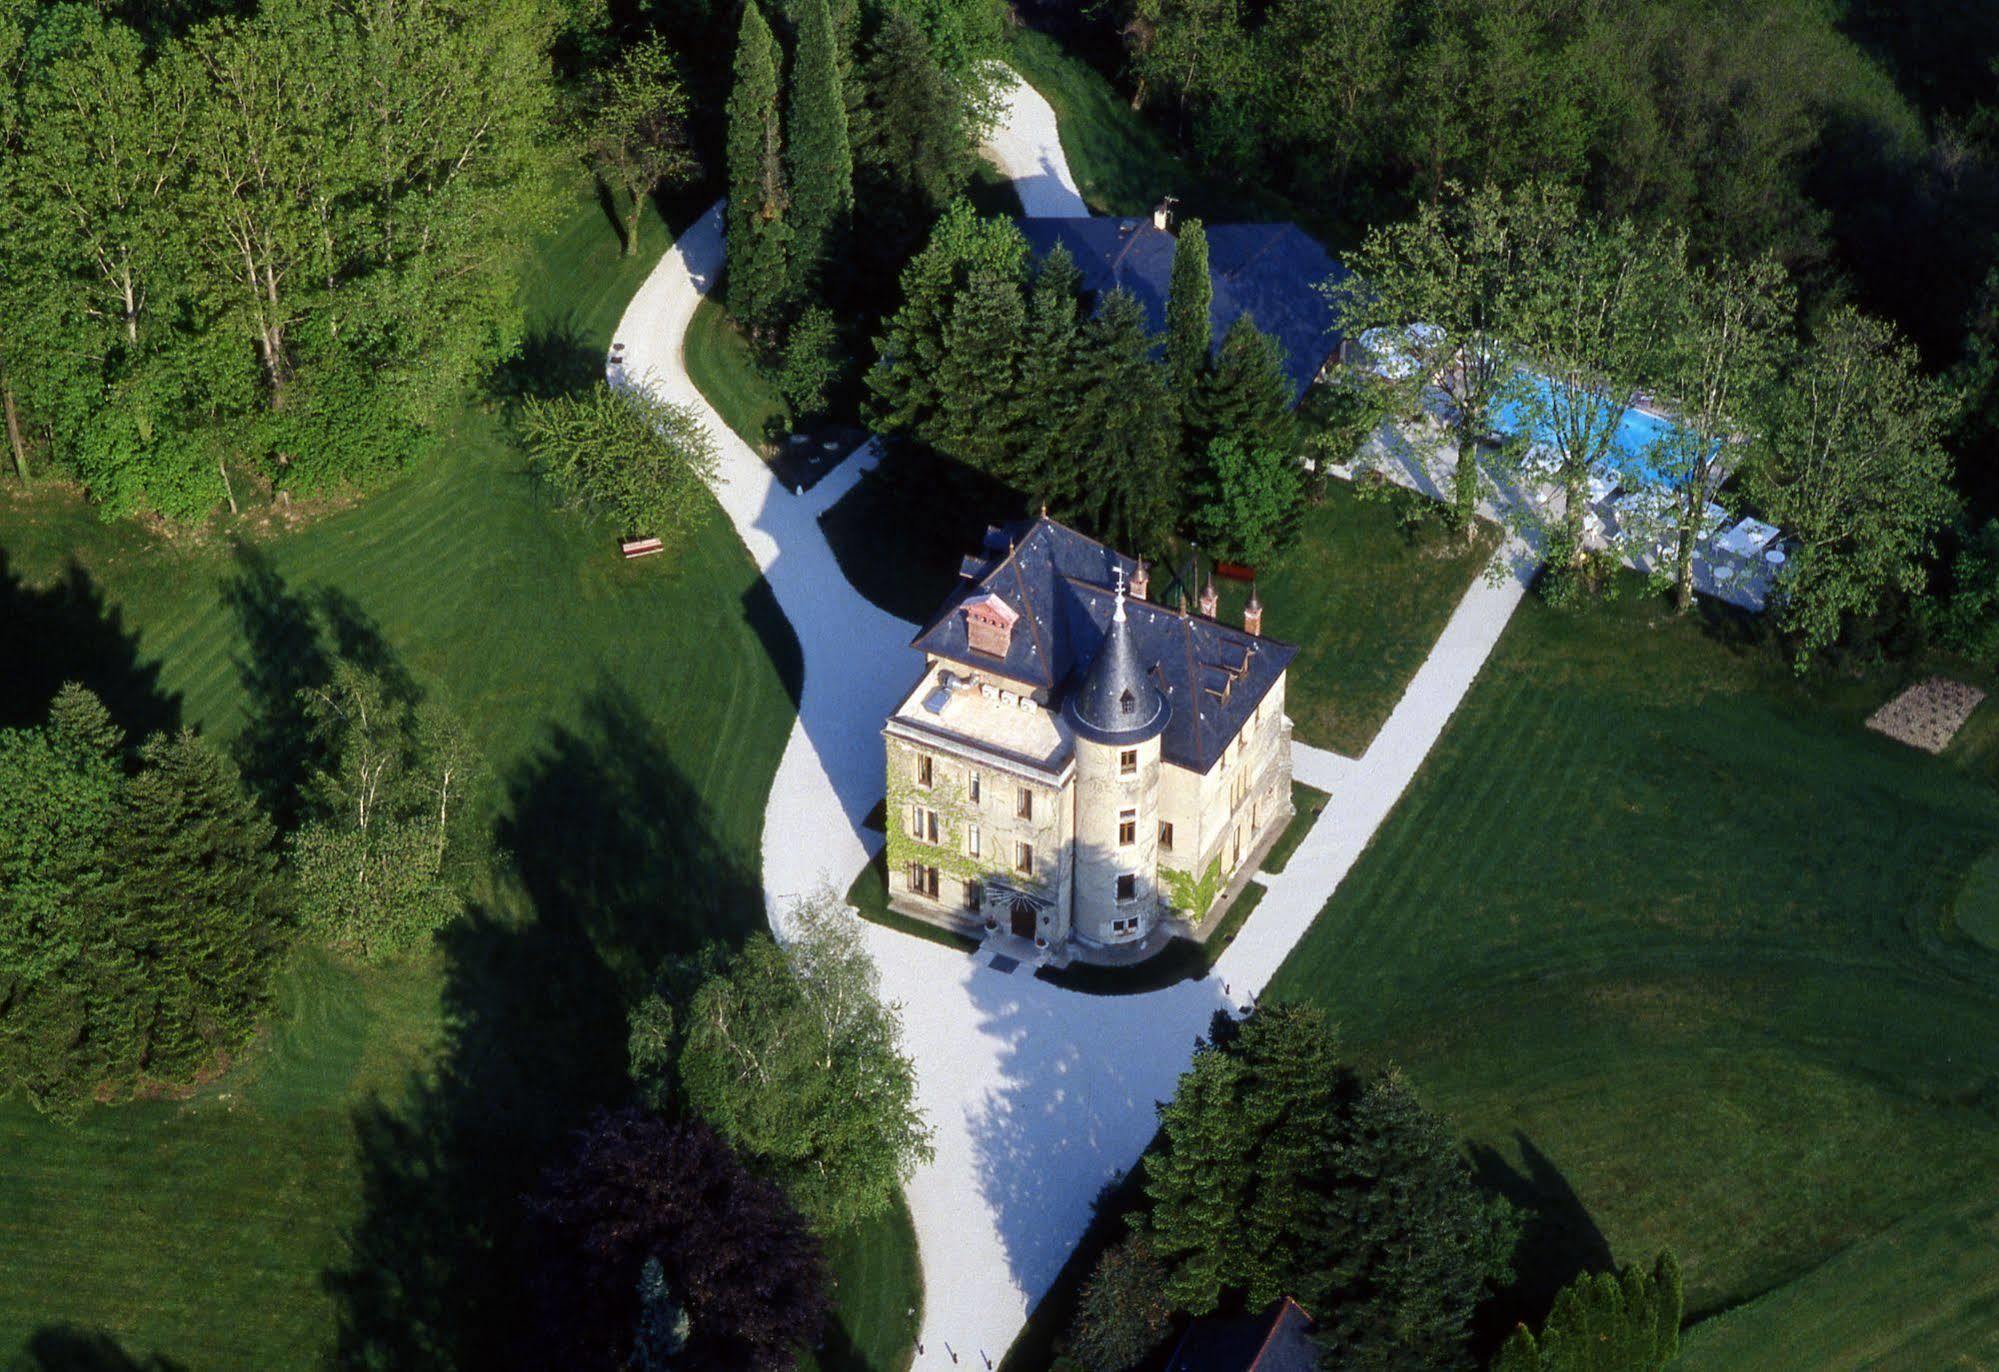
xmin=1267 ymin=582 xmax=1999 ymax=1356
xmin=0 ymin=176 xmax=915 ymax=1371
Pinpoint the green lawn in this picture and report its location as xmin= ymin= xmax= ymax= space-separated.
xmin=686 ymin=293 xmax=791 ymax=454
xmin=1204 ymin=483 xmax=1501 ymax=757
xmin=1259 ymin=781 xmax=1331 ymax=875
xmin=1006 ymin=30 xmax=1304 ymax=230
xmin=1266 ymin=583 xmax=1999 ymax=1359
xmin=0 ymin=175 xmax=916 ymax=1371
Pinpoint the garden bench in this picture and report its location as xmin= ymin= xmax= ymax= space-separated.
xmin=620 ymin=536 xmax=664 ymax=559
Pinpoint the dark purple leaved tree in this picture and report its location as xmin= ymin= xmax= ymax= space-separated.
xmin=528 ymin=1108 xmax=830 ymax=1370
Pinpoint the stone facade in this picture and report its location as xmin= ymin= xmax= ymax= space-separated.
xmin=882 ymin=516 xmax=1296 ymax=962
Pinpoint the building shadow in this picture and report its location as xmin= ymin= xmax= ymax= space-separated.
xmin=324 ymin=684 xmax=765 ymax=1369
xmin=960 ymin=953 xmax=1230 ymax=1351
xmin=10 ymin=1327 xmax=187 ymax=1372
xmin=0 ymin=549 xmax=179 ymax=743
xmin=1468 ymin=1131 xmax=1615 ymax=1352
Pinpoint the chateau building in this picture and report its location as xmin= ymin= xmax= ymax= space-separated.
xmin=882 ymin=515 xmax=1296 ymax=961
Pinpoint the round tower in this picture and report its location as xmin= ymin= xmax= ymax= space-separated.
xmin=1063 ymin=578 xmax=1169 ymax=948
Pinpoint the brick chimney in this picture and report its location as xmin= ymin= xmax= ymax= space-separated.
xmin=1244 ymin=583 xmax=1263 ymax=637
xmin=1130 ymin=560 xmax=1149 ymax=601
xmin=1198 ymin=574 xmax=1218 ymax=619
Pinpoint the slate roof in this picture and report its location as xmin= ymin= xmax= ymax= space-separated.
xmin=1166 ymin=1297 xmax=1319 ymax=1372
xmin=910 ymin=516 xmax=1296 ymax=775
xmin=1065 ymin=591 xmax=1168 ymax=745
xmin=1016 ymin=218 xmax=1349 ymax=401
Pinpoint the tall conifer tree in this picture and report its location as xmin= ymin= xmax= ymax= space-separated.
xmin=1061 ymin=290 xmax=1183 ymax=554
xmin=725 ymin=2 xmax=788 ymax=335
xmin=1192 ymin=315 xmax=1300 ymax=462
xmin=1166 ymin=217 xmax=1212 ymax=401
xmin=1011 ymin=245 xmax=1083 ymax=503
xmin=785 ymin=0 xmax=852 ymax=300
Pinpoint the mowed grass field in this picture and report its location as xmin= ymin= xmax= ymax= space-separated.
xmin=1267 ymin=585 xmax=1999 ymax=1363
xmin=0 ymin=177 xmax=917 ymax=1371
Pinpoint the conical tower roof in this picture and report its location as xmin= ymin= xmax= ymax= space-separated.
xmin=1064 ymin=579 xmax=1168 ymax=744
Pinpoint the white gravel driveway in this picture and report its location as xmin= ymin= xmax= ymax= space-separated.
xmin=607 ymin=67 xmax=1531 ymax=1369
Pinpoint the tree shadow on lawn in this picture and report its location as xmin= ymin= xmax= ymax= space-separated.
xmin=221 ymin=544 xmax=414 ymax=832
xmin=488 ymin=311 xmax=602 ymax=403
xmin=12 ymin=1327 xmax=188 ymax=1372
xmin=1469 ymin=1132 xmax=1615 ymax=1352
xmin=0 ymin=549 xmax=180 ymax=743
xmin=324 ymin=685 xmax=765 ymax=1369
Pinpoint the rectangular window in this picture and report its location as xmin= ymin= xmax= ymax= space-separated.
xmin=910 ymin=806 xmax=939 ymax=845
xmin=1119 ymin=748 xmax=1137 ymax=776
xmin=1116 ymin=873 xmax=1137 ymax=903
xmin=1158 ymin=821 xmax=1174 ymax=851
xmin=916 ymin=753 xmax=934 ymax=788
xmin=963 ymin=879 xmax=981 ymax=910
xmin=906 ymin=863 xmax=939 ymax=898
xmin=1118 ymin=808 xmax=1136 ymax=846
xmin=970 ymin=772 xmax=981 ymax=804
xmin=967 ymin=823 xmax=981 ymax=859
xmin=1015 ymin=841 xmax=1034 ymax=876
xmin=1017 ymin=787 xmax=1033 ymax=820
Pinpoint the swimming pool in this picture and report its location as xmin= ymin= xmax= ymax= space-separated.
xmin=1491 ymin=374 xmax=1684 ymax=487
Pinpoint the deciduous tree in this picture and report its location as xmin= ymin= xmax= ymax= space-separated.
xmin=520 ymin=384 xmax=719 ymax=544
xmin=529 ymin=1109 xmax=829 ymax=1371
xmin=1065 ymin=1234 xmax=1174 ymax=1372
xmin=641 ymin=888 xmax=934 ymax=1229
xmin=1648 ymin=253 xmax=1793 ymax=612
xmin=585 ymin=37 xmax=697 ymax=258
xmin=1748 ymin=306 xmax=1956 ymax=667
xmin=1193 ymin=435 xmax=1300 ymax=567
xmin=290 ymin=662 xmax=482 ymax=961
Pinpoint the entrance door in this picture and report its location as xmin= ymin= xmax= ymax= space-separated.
xmin=1010 ymin=899 xmax=1037 ymax=939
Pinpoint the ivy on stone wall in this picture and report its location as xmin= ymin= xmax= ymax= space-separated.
xmin=883 ymin=751 xmax=1048 ymax=899
xmin=1161 ymin=855 xmax=1224 ymax=921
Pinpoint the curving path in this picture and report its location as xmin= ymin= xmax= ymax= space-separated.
xmin=609 ymin=68 xmax=1532 ymax=1369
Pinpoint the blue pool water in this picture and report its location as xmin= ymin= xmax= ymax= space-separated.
xmin=1491 ymin=375 xmax=1683 ymax=487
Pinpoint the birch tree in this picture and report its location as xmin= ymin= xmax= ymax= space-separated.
xmin=669 ymin=888 xmax=933 ymax=1229
xmin=1648 ymin=253 xmax=1794 ymax=612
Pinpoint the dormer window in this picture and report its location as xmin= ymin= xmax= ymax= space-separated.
xmin=1119 ymin=688 xmax=1135 ymax=715
xmin=962 ymin=592 xmax=1019 ymax=659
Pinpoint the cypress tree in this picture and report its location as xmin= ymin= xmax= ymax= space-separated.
xmin=725 ymin=2 xmax=788 ymax=335
xmin=1193 ymin=313 xmax=1300 ymax=461
xmin=1165 ymin=217 xmax=1212 ymax=402
xmin=1493 ymin=1251 xmax=1684 ymax=1372
xmin=785 ymin=0 xmax=852 ymax=300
